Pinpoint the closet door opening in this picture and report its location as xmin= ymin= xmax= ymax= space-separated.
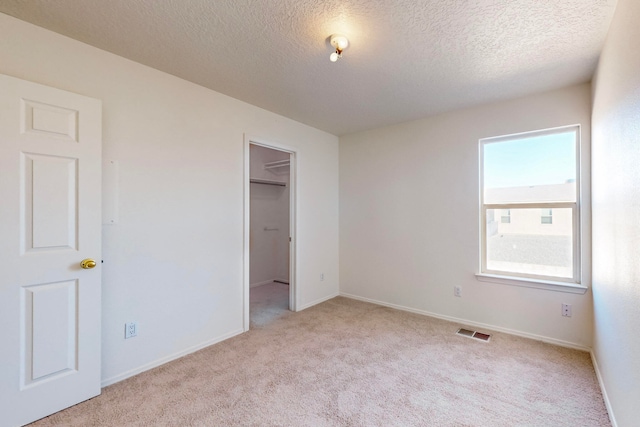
xmin=244 ymin=139 xmax=296 ymax=330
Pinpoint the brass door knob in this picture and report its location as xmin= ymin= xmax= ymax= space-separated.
xmin=80 ymin=258 xmax=97 ymax=269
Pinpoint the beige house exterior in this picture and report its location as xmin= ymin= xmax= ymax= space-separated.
xmin=486 ymin=182 xmax=575 ymax=237
xmin=484 ymin=182 xmax=576 ymax=279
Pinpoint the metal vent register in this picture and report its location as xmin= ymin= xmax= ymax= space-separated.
xmin=456 ymin=328 xmax=491 ymax=342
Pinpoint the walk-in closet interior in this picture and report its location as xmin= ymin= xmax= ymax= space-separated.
xmin=249 ymin=144 xmax=291 ymax=325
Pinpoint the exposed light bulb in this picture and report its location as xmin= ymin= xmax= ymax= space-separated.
xmin=329 ymin=34 xmax=349 ymax=63
xmin=336 ymin=38 xmax=349 ymax=50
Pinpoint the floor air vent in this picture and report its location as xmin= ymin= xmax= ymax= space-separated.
xmin=456 ymin=328 xmax=491 ymax=342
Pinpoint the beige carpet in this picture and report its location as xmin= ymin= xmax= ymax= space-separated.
xmin=31 ymin=287 xmax=610 ymax=426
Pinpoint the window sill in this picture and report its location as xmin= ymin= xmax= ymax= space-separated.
xmin=475 ymin=273 xmax=588 ymax=294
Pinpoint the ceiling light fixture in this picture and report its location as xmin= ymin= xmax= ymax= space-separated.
xmin=329 ymin=34 xmax=349 ymax=62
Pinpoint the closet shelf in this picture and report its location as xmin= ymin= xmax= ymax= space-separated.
xmin=263 ymin=159 xmax=290 ymax=170
xmin=250 ymin=178 xmax=287 ymax=187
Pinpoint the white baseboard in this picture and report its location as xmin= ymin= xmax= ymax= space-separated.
xmin=590 ymin=351 xmax=618 ymax=427
xmin=339 ymin=292 xmax=591 ymax=352
xmin=250 ymin=279 xmax=274 ymax=288
xmin=101 ymin=328 xmax=244 ymax=387
xmin=297 ymin=292 xmax=339 ymax=311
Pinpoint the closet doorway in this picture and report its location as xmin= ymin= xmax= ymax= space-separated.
xmin=243 ymin=137 xmax=296 ymax=330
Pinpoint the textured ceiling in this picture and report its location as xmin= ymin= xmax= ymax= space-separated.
xmin=0 ymin=0 xmax=617 ymax=135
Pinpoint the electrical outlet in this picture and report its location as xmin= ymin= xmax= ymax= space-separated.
xmin=320 ymin=273 xmax=324 ymax=281
xmin=125 ymin=321 xmax=138 ymax=339
xmin=454 ymin=286 xmax=462 ymax=297
xmin=561 ymin=303 xmax=572 ymax=317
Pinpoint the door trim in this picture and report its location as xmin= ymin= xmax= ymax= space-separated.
xmin=243 ymin=134 xmax=297 ymax=331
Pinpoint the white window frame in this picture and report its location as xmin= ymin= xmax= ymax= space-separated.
xmin=477 ymin=125 xmax=586 ymax=294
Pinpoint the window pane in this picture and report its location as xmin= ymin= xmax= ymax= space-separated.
xmin=484 ymin=130 xmax=576 ymax=204
xmin=500 ymin=209 xmax=511 ymax=223
xmin=486 ymin=208 xmax=573 ymax=278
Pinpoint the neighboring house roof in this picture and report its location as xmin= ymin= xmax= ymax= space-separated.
xmin=485 ymin=182 xmax=576 ymax=203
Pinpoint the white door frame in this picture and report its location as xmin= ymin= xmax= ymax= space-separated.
xmin=243 ymin=134 xmax=297 ymax=331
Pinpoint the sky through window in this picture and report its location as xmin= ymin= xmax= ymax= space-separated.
xmin=483 ymin=131 xmax=576 ymax=189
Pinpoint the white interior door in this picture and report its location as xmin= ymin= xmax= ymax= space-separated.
xmin=0 ymin=74 xmax=102 ymax=426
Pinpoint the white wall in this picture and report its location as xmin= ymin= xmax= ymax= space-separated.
xmin=340 ymin=84 xmax=593 ymax=348
xmin=591 ymin=0 xmax=640 ymax=424
xmin=0 ymin=14 xmax=339 ymax=385
xmin=249 ymin=144 xmax=290 ymax=285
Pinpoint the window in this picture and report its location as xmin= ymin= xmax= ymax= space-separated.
xmin=500 ymin=209 xmax=511 ymax=223
xmin=480 ymin=126 xmax=580 ymax=283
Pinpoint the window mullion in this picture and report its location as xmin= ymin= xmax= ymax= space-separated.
xmin=484 ymin=202 xmax=575 ymax=210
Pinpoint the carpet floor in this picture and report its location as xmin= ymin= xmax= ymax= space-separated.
xmin=31 ymin=283 xmax=610 ymax=426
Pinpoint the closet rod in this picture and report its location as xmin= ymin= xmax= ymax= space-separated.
xmin=250 ymin=178 xmax=286 ymax=187
xmin=264 ymin=159 xmax=290 ymax=170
